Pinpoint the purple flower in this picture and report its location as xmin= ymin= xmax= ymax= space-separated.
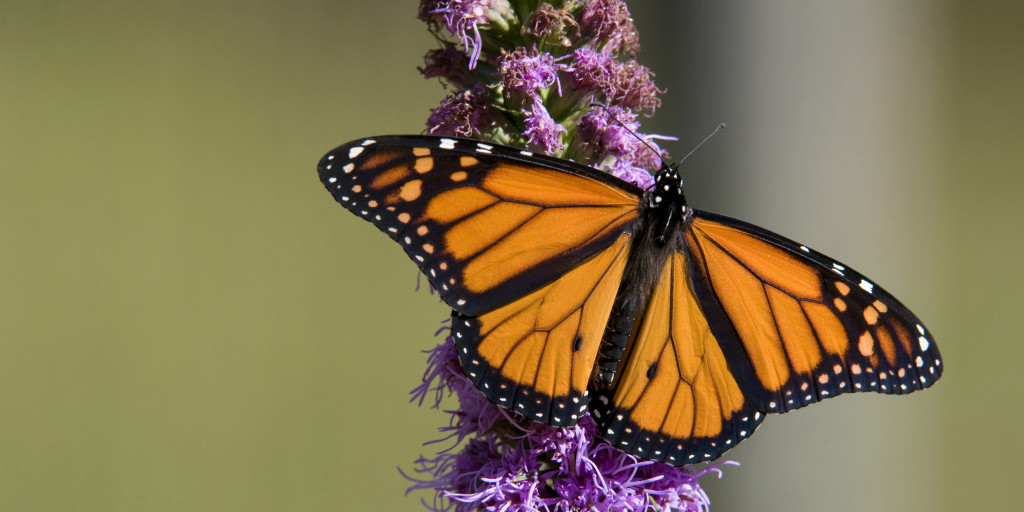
xmin=499 ymin=46 xmax=563 ymax=97
xmin=608 ymin=159 xmax=656 ymax=189
xmin=579 ymin=0 xmax=641 ymax=56
xmin=421 ymin=47 xmax=475 ymax=89
xmin=627 ymin=133 xmax=671 ymax=172
xmin=419 ymin=0 xmax=667 ymax=172
xmin=574 ymin=106 xmax=673 ymax=188
xmin=567 ymin=49 xmax=662 ymax=114
xmin=522 ymin=4 xmax=578 ymax=48
xmin=522 ymin=100 xmax=567 ymax=153
xmin=427 ymin=84 xmax=494 ymax=137
xmin=606 ymin=59 xmax=663 ymax=113
xmin=421 ymin=0 xmax=514 ymax=69
xmin=405 ymin=6 xmax=737 ymax=510
xmin=565 ymin=47 xmax=616 ymax=95
xmin=406 ymin=334 xmax=732 ymax=512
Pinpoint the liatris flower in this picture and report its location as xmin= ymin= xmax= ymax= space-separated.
xmin=419 ymin=0 xmax=670 ymax=187
xmin=407 ymin=333 xmax=735 ymax=512
xmin=579 ymin=0 xmax=641 ymax=56
xmin=575 ymin=106 xmax=670 ymax=188
xmin=427 ymin=84 xmax=495 ymax=137
xmin=407 ymin=1 xmax=732 ymax=510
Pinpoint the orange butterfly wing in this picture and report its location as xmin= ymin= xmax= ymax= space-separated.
xmin=592 ymin=251 xmax=766 ymax=464
xmin=318 ymin=136 xmax=640 ymax=316
xmin=685 ymin=211 xmax=942 ymax=412
xmin=454 ymin=234 xmax=630 ymax=425
xmin=319 ymin=136 xmax=642 ymax=424
xmin=592 ymin=210 xmax=942 ymax=464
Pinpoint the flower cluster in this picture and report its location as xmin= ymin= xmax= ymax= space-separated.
xmin=418 ymin=0 xmax=670 ymax=188
xmin=407 ymin=332 xmax=734 ymax=512
xmin=405 ymin=2 xmax=732 ymax=510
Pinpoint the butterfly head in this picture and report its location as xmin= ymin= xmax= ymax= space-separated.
xmin=646 ymin=162 xmax=690 ymax=245
xmin=650 ymin=162 xmax=688 ymax=212
xmin=644 ymin=122 xmax=724 ymax=216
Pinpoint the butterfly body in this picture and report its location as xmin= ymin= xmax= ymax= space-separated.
xmin=319 ymin=135 xmax=942 ymax=465
xmin=594 ymin=165 xmax=689 ymax=387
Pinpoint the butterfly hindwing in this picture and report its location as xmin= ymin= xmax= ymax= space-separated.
xmin=683 ymin=211 xmax=942 ymax=413
xmin=591 ymin=252 xmax=766 ymax=464
xmin=318 ymin=136 xmax=641 ymax=316
xmin=453 ymin=234 xmax=631 ymax=425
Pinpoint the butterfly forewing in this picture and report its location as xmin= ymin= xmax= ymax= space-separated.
xmin=318 ymin=136 xmax=640 ymax=316
xmin=684 ymin=211 xmax=942 ymax=413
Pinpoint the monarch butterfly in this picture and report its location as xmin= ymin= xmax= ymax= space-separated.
xmin=318 ymin=135 xmax=942 ymax=465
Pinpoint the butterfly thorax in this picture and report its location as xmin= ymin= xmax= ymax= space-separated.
xmin=594 ymin=162 xmax=693 ymax=388
xmin=648 ymin=163 xmax=689 ymax=244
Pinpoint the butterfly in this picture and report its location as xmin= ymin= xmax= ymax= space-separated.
xmin=318 ymin=135 xmax=942 ymax=465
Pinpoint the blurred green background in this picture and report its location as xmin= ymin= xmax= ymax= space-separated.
xmin=2 ymin=1 xmax=1021 ymax=511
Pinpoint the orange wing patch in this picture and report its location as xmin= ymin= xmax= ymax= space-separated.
xmin=453 ymin=234 xmax=631 ymax=426
xmin=593 ymin=252 xmax=764 ymax=465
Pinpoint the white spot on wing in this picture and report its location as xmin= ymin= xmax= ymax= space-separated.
xmin=348 ymin=147 xmax=363 ymax=158
xmin=859 ymin=279 xmax=874 ymax=293
xmin=439 ymin=138 xmax=456 ymax=149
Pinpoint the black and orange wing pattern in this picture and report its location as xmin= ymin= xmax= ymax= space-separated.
xmin=318 ymin=135 xmax=942 ymax=465
xmin=319 ymin=136 xmax=641 ymax=424
xmin=452 ymin=233 xmax=631 ymax=425
xmin=591 ymin=251 xmax=766 ymax=464
xmin=684 ymin=212 xmax=942 ymax=412
xmin=591 ymin=210 xmax=942 ymax=464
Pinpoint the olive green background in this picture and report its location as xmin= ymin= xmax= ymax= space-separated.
xmin=2 ymin=1 xmax=1021 ymax=511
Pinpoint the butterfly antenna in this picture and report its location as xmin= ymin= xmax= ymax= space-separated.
xmin=680 ymin=123 xmax=726 ymax=164
xmin=590 ymin=103 xmax=670 ymax=168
